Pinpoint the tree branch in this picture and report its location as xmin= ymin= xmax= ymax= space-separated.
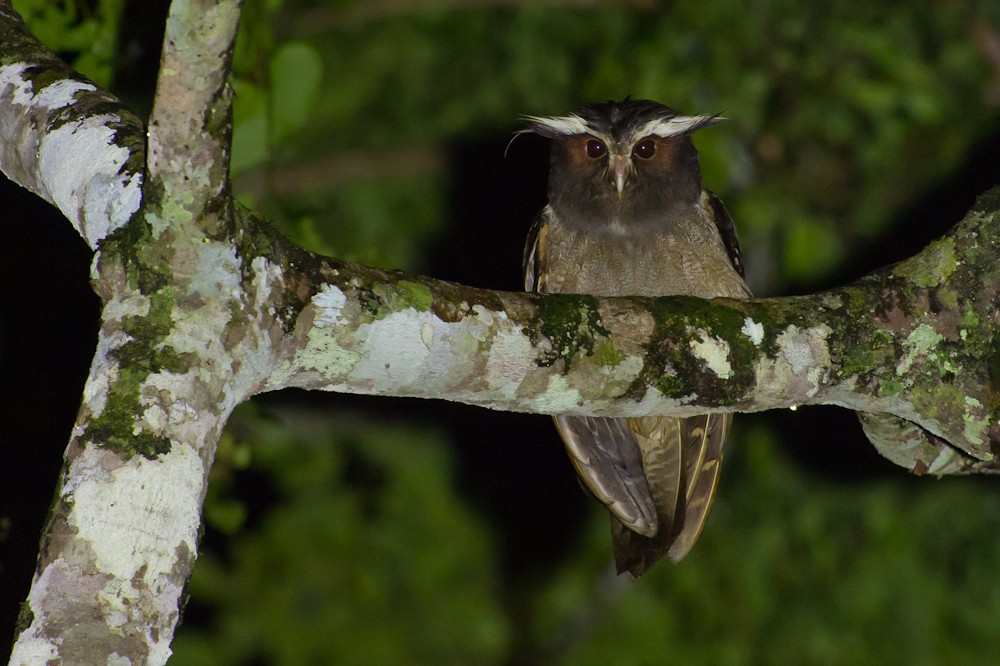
xmin=147 ymin=0 xmax=240 ymax=221
xmin=0 ymin=1 xmax=144 ymax=248
xmin=251 ymin=189 xmax=999 ymax=473
xmin=7 ymin=0 xmax=245 ymax=663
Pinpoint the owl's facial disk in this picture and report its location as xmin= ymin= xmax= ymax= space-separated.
xmin=523 ymin=102 xmax=723 ymax=228
xmin=575 ymin=133 xmax=666 ymax=198
xmin=526 ymin=109 xmax=719 ymax=200
xmin=563 ymin=132 xmax=676 ymax=199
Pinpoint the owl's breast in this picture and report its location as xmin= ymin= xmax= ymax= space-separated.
xmin=542 ymin=208 xmax=748 ymax=299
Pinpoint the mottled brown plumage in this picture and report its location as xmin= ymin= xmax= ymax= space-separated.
xmin=522 ymin=99 xmax=749 ymax=576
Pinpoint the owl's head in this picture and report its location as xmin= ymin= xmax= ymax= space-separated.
xmin=523 ymin=100 xmax=722 ymax=227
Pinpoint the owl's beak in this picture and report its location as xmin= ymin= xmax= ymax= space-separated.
xmin=612 ymin=155 xmax=630 ymax=198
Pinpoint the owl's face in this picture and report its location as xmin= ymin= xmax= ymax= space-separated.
xmin=525 ymin=100 xmax=720 ymax=230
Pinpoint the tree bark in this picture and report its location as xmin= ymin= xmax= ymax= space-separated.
xmin=6 ymin=0 xmax=246 ymax=662
xmin=2 ymin=0 xmax=999 ymax=663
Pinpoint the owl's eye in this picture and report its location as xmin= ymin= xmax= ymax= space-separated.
xmin=585 ymin=139 xmax=607 ymax=159
xmin=633 ymin=139 xmax=657 ymax=159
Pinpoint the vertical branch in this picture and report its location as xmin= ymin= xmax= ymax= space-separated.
xmin=147 ymin=0 xmax=242 ymax=226
xmin=9 ymin=2 xmax=249 ymax=665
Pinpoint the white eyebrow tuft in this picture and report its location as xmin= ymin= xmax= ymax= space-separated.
xmin=636 ymin=114 xmax=725 ymax=138
xmin=520 ymin=113 xmax=593 ymax=136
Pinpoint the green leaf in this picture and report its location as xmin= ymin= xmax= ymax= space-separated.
xmin=230 ymin=79 xmax=269 ymax=176
xmin=270 ymin=41 xmax=324 ymax=141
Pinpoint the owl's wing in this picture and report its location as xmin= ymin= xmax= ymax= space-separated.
xmin=523 ymin=207 xmax=659 ymax=537
xmin=522 ymin=207 xmax=549 ymax=292
xmin=666 ymin=412 xmax=730 ymax=562
xmin=554 ymin=415 xmax=659 ymax=537
xmin=611 ymin=413 xmax=730 ymax=576
xmin=703 ymin=190 xmax=746 ymax=280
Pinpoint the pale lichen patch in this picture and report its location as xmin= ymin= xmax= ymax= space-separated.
xmin=6 ymin=631 xmax=59 ymax=664
xmin=141 ymin=404 xmax=168 ymax=434
xmin=166 ymin=299 xmax=235 ymax=362
xmin=248 ymin=256 xmax=284 ymax=325
xmin=896 ymin=324 xmax=945 ymax=376
xmin=777 ymin=325 xmax=831 ymax=375
xmin=565 ymin=348 xmax=644 ymax=402
xmin=806 ymin=367 xmax=825 ymax=397
xmin=537 ymin=374 xmax=584 ymax=413
xmin=741 ymin=317 xmax=764 ymax=345
xmin=963 ymin=396 xmax=989 ymax=445
xmin=485 ymin=327 xmax=536 ymax=401
xmin=35 ymin=78 xmax=98 ymax=109
xmin=189 ymin=243 xmax=241 ymax=299
xmin=39 ymin=115 xmax=142 ymax=246
xmin=0 ymin=63 xmax=97 ymax=109
xmin=777 ymin=326 xmax=814 ymax=375
xmin=8 ymin=559 xmax=86 ymax=665
xmin=311 ymin=285 xmax=348 ymax=327
xmin=420 ymin=311 xmax=497 ymax=391
xmin=421 ymin=322 xmax=435 ymax=350
xmin=300 ymin=329 xmax=362 ymax=378
xmin=633 ymin=386 xmax=693 ymax=416
xmin=471 ymin=304 xmax=495 ymax=326
xmin=0 ymin=62 xmax=34 ymax=104
xmin=83 ymin=335 xmax=123 ymax=417
xmin=37 ymin=445 xmax=205 ymax=664
xmin=351 ymin=310 xmax=437 ymax=389
xmin=689 ymin=333 xmax=733 ymax=379
xmin=101 ymin=292 xmax=152 ymax=323
xmin=68 ymin=445 xmax=203 ymax=585
xmin=756 ymin=325 xmax=833 ymax=403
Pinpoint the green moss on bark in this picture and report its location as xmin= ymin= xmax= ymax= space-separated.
xmin=893 ymin=237 xmax=957 ymax=287
xmin=82 ymin=286 xmax=180 ymax=459
xmin=634 ymin=296 xmax=757 ymax=405
xmin=99 ymin=218 xmax=172 ymax=295
xmin=592 ymin=339 xmax=623 ymax=367
xmin=527 ymin=293 xmax=610 ymax=368
xmin=85 ymin=375 xmax=172 ymax=459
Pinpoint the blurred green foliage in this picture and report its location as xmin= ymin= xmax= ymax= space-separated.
xmin=16 ymin=0 xmax=1000 ymax=663
xmin=13 ymin=0 xmax=124 ymax=86
xmin=171 ymin=405 xmax=508 ymax=664
xmin=533 ymin=426 xmax=1000 ymax=664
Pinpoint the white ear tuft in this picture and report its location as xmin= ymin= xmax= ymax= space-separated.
xmin=637 ymin=114 xmax=725 ymax=138
xmin=520 ymin=113 xmax=593 ymax=137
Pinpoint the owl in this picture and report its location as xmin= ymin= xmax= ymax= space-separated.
xmin=522 ymin=99 xmax=749 ymax=577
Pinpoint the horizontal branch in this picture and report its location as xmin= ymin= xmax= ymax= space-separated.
xmin=251 ymin=189 xmax=1000 ymax=473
